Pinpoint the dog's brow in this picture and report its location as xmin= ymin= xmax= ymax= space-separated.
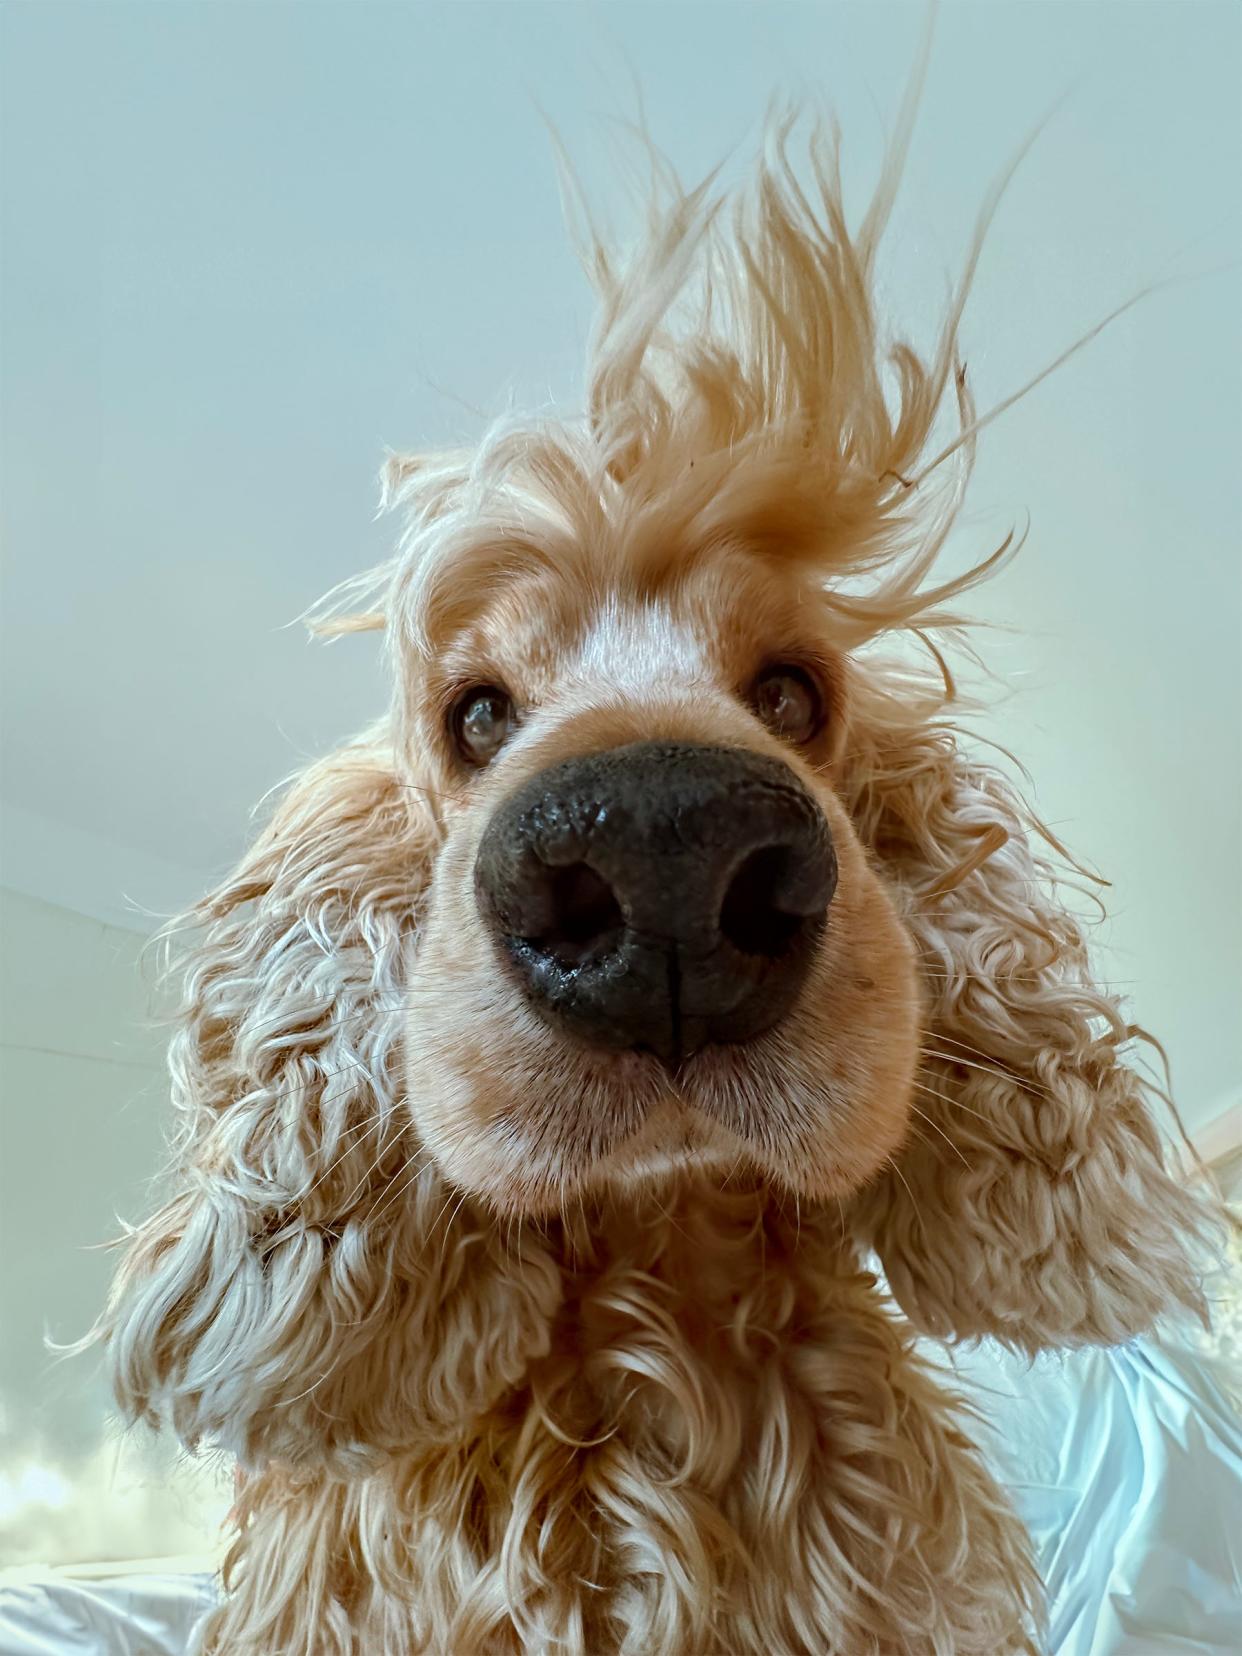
xmin=573 ymin=599 xmax=710 ymax=691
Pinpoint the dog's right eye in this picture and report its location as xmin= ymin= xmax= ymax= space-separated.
xmin=749 ymin=663 xmax=825 ymax=746
xmin=451 ymin=685 xmax=515 ymax=767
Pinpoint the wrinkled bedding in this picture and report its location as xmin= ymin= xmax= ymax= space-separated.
xmin=0 ymin=1565 xmax=215 ymax=1656
xmin=2 ymin=1333 xmax=1238 ymax=1655
xmin=942 ymin=1332 xmax=1241 ymax=1654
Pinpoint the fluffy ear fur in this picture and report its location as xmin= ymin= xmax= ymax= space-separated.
xmin=846 ymin=674 xmax=1219 ymax=1352
xmin=102 ymin=732 xmax=561 ymax=1469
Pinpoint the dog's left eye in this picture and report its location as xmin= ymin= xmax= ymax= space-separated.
xmin=750 ymin=664 xmax=825 ymax=745
xmin=451 ymin=685 xmax=515 ymax=766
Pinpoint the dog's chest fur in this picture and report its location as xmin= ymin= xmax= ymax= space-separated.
xmin=219 ymin=1182 xmax=1033 ymax=1654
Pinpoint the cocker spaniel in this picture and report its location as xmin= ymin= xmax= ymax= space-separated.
xmin=99 ymin=107 xmax=1217 ymax=1655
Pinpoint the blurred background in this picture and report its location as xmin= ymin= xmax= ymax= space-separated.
xmin=2 ymin=0 xmax=1239 ymax=1571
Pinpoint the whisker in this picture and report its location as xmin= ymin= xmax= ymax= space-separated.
xmin=886 ymin=1155 xmax=926 ymax=1241
xmin=436 ymin=1185 xmax=476 ymax=1273
xmin=296 ymin=1107 xmax=394 ymax=1205
xmin=219 ymin=1003 xmax=411 ymax=1046
xmin=334 ymin=1121 xmax=425 ymax=1213
xmin=389 ymin=782 xmax=455 ymax=806
xmin=906 ymin=1102 xmax=969 ymax=1167
xmin=919 ymin=1044 xmax=1049 ymax=1099
xmin=366 ymin=1148 xmax=438 ymax=1235
xmin=910 ymin=1077 xmax=994 ymax=1129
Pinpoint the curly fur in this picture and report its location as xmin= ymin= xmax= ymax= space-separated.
xmin=95 ymin=88 xmax=1219 ymax=1656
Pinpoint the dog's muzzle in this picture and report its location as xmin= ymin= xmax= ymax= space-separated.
xmin=474 ymin=741 xmax=836 ymax=1064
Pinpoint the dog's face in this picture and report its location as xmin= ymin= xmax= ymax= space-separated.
xmin=402 ymin=515 xmax=921 ymax=1216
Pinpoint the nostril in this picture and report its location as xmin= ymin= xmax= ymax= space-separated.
xmin=530 ymin=861 xmax=624 ymax=962
xmin=719 ymin=846 xmax=808 ymax=958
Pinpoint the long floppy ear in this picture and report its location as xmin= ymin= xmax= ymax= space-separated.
xmin=846 ymin=676 xmax=1220 ymax=1353
xmin=100 ymin=732 xmax=560 ymax=1470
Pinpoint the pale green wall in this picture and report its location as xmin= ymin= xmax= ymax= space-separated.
xmin=0 ymin=889 xmax=228 ymax=1567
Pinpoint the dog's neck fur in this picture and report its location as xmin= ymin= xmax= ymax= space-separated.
xmin=216 ymin=1178 xmax=1035 ymax=1654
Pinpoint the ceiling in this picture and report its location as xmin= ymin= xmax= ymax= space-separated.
xmin=2 ymin=1 xmax=1239 ymax=1128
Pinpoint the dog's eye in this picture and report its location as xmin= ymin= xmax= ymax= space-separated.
xmin=451 ymin=685 xmax=515 ymax=766
xmin=750 ymin=664 xmax=824 ymax=744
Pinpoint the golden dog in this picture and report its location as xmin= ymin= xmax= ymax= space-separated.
xmin=100 ymin=109 xmax=1215 ymax=1654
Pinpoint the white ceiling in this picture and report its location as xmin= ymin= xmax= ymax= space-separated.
xmin=2 ymin=2 xmax=1239 ymax=1127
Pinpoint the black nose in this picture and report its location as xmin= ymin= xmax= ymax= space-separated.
xmin=474 ymin=741 xmax=837 ymax=1064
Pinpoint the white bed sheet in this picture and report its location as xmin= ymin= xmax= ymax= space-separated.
xmin=943 ymin=1331 xmax=1242 ymax=1655
xmin=2 ymin=1332 xmax=1239 ymax=1654
xmin=0 ymin=1564 xmax=215 ymax=1656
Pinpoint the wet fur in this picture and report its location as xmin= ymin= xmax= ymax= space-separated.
xmin=98 ymin=101 xmax=1217 ymax=1655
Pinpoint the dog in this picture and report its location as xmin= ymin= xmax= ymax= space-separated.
xmin=99 ymin=105 xmax=1217 ymax=1654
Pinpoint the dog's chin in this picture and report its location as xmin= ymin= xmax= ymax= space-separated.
xmin=488 ymin=1115 xmax=763 ymax=1223
xmin=573 ymin=1095 xmax=757 ymax=1201
xmin=575 ymin=1093 xmax=902 ymax=1215
xmin=421 ymin=1062 xmax=900 ymax=1224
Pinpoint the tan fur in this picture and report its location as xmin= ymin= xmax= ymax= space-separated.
xmin=95 ymin=104 xmax=1219 ymax=1655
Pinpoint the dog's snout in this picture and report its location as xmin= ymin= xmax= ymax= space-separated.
xmin=474 ymin=741 xmax=836 ymax=1063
